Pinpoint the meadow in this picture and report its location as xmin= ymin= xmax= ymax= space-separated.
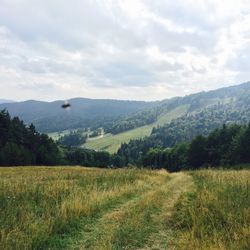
xmin=170 ymin=169 xmax=250 ymax=249
xmin=83 ymin=105 xmax=189 ymax=153
xmin=0 ymin=167 xmax=249 ymax=249
xmin=48 ymin=129 xmax=89 ymax=141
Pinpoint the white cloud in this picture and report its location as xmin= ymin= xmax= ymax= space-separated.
xmin=0 ymin=0 xmax=250 ymax=101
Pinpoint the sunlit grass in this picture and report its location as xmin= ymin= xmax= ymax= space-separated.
xmin=0 ymin=167 xmax=169 ymax=249
xmin=169 ymin=169 xmax=250 ymax=249
xmin=1 ymin=167 xmax=248 ymax=249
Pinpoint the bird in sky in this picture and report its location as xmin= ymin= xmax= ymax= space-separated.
xmin=61 ymin=100 xmax=71 ymax=109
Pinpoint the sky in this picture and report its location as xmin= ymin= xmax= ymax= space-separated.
xmin=0 ymin=0 xmax=250 ymax=101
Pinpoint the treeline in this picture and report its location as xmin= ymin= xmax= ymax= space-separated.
xmin=140 ymin=124 xmax=250 ymax=171
xmin=41 ymin=107 xmax=159 ymax=138
xmin=64 ymin=123 xmax=250 ymax=170
xmin=0 ymin=98 xmax=154 ymax=133
xmin=58 ymin=131 xmax=87 ymax=147
xmin=64 ymin=148 xmax=125 ymax=168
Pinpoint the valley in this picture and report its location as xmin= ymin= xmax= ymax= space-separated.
xmin=2 ymin=81 xmax=250 ymax=155
xmin=1 ymin=2 xmax=250 ymax=249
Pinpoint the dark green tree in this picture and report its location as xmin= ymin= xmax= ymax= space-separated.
xmin=187 ymin=135 xmax=208 ymax=168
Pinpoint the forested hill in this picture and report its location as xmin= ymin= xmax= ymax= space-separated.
xmin=0 ymin=98 xmax=155 ymax=132
xmin=1 ymin=81 xmax=250 ymax=136
xmin=1 ymin=108 xmax=249 ymax=171
xmin=117 ymin=82 xmax=250 ymax=163
xmin=0 ymin=110 xmax=119 ymax=167
xmin=99 ymin=81 xmax=250 ymax=135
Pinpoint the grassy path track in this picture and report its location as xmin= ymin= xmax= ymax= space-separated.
xmin=138 ymin=173 xmax=194 ymax=250
xmin=2 ymin=168 xmax=249 ymax=249
xmin=70 ymin=172 xmax=194 ymax=250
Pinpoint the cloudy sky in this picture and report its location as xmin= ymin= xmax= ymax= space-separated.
xmin=1 ymin=0 xmax=250 ymax=101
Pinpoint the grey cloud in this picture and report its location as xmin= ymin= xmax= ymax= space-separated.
xmin=0 ymin=1 xmax=112 ymax=50
xmin=17 ymin=81 xmax=57 ymax=91
xmin=144 ymin=0 xmax=234 ymax=31
xmin=93 ymin=61 xmax=157 ymax=87
xmin=19 ymin=58 xmax=78 ymax=75
xmin=144 ymin=20 xmax=218 ymax=53
xmin=153 ymin=61 xmax=184 ymax=72
xmin=0 ymin=0 xmax=250 ymax=101
xmin=227 ymin=45 xmax=250 ymax=72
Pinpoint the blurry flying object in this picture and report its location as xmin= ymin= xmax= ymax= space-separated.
xmin=61 ymin=100 xmax=71 ymax=109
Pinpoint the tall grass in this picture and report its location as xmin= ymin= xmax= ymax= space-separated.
xmin=170 ymin=169 xmax=250 ymax=249
xmin=0 ymin=167 xmax=168 ymax=249
xmin=2 ymin=167 xmax=248 ymax=249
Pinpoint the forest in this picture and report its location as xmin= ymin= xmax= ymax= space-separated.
xmin=1 ymin=109 xmax=250 ymax=171
xmin=140 ymin=123 xmax=250 ymax=171
xmin=0 ymin=110 xmax=111 ymax=167
xmin=103 ymin=108 xmax=159 ymax=134
xmin=117 ymin=99 xmax=250 ymax=165
xmin=58 ymin=131 xmax=87 ymax=147
xmin=0 ymin=98 xmax=153 ymax=133
xmin=0 ymin=110 xmax=61 ymax=166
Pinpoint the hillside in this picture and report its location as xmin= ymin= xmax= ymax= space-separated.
xmin=83 ymin=81 xmax=250 ymax=152
xmin=83 ymin=105 xmax=189 ymax=153
xmin=0 ymin=98 xmax=155 ymax=132
xmin=1 ymin=81 xmax=250 ymax=153
xmin=0 ymin=99 xmax=15 ymax=104
xmin=117 ymin=82 xmax=250 ymax=159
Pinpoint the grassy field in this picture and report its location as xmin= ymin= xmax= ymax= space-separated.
xmin=47 ymin=130 xmax=73 ymax=141
xmin=170 ymin=169 xmax=250 ymax=249
xmin=83 ymin=104 xmax=189 ymax=153
xmin=48 ymin=130 xmax=89 ymax=141
xmin=1 ymin=167 xmax=249 ymax=250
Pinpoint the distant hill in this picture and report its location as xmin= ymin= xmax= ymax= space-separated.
xmin=0 ymin=99 xmax=15 ymax=104
xmin=0 ymin=98 xmax=155 ymax=132
xmin=1 ymin=81 xmax=250 ymax=150
xmin=117 ymin=81 xmax=250 ymax=161
xmin=81 ymin=81 xmax=250 ymax=152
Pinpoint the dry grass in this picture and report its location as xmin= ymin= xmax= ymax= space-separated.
xmin=0 ymin=167 xmax=172 ymax=249
xmin=2 ymin=167 xmax=247 ymax=250
xmin=170 ymin=169 xmax=250 ymax=250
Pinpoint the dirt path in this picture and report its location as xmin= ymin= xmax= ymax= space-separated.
xmin=69 ymin=172 xmax=194 ymax=250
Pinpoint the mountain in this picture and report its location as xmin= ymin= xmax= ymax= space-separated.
xmin=0 ymin=98 xmax=155 ymax=132
xmin=0 ymin=99 xmax=15 ymax=104
xmin=117 ymin=82 xmax=250 ymax=162
xmin=1 ymin=81 xmax=250 ymax=151
xmin=82 ymin=81 xmax=250 ymax=152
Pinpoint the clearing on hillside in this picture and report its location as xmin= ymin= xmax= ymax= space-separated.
xmin=83 ymin=105 xmax=189 ymax=153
